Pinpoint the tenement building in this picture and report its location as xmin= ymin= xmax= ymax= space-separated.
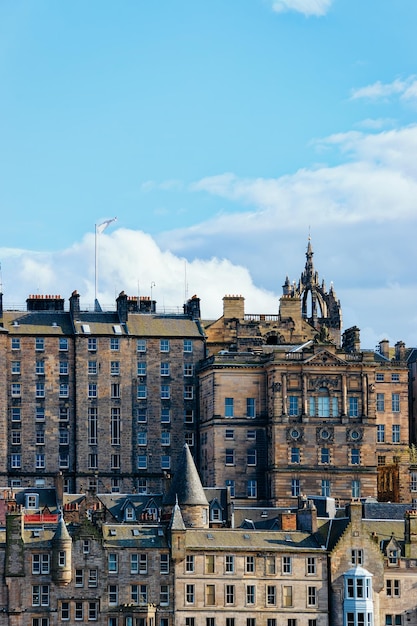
xmin=0 ymin=290 xmax=205 ymax=494
xmin=0 ymin=448 xmax=416 ymax=626
xmin=200 ymin=241 xmax=411 ymax=506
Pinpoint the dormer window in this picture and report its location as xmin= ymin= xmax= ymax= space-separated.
xmin=26 ymin=493 xmax=39 ymax=510
xmin=125 ymin=506 xmax=136 ymax=522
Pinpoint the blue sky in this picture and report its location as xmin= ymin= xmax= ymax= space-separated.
xmin=1 ymin=0 xmax=417 ymax=348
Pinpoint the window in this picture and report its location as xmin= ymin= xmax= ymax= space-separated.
xmin=137 ymin=339 xmax=147 ymax=352
xmin=186 ymin=584 xmax=195 ymax=604
xmin=161 ymin=408 xmax=170 ymax=423
xmin=289 ymin=396 xmax=299 ymax=416
xmin=161 ymin=385 xmax=170 ymax=399
xmin=12 ymin=431 xmax=21 ymax=445
xmin=11 ymin=383 xmax=21 ymax=397
xmin=88 ymin=407 xmax=98 ymax=445
xmin=392 ymin=373 xmax=400 ymax=382
xmin=225 ymin=449 xmax=234 ymax=465
xmin=207 ymin=620 xmax=215 ymax=626
xmin=225 ymin=555 xmax=234 ymax=573
xmin=88 ymin=383 xmax=97 ymax=398
xmin=184 ymin=409 xmax=194 ymax=423
xmin=225 ymin=584 xmax=235 ymax=604
xmin=32 ymin=620 xmax=49 ymax=626
xmin=87 ymin=337 xmax=97 ymax=352
xmin=75 ymin=569 xmax=84 ymax=586
xmin=36 ymin=453 xmax=45 ymax=469
xmin=184 ymin=385 xmax=194 ymax=400
xmin=392 ymin=393 xmax=400 ymax=412
xmin=247 ymin=449 xmax=257 ymax=466
xmin=59 ymin=453 xmax=69 ymax=469
xmin=351 ymin=549 xmax=363 ymax=565
xmin=61 ymin=601 xmax=70 ymax=620
xmin=111 ymin=478 xmax=120 ymax=493
xmin=88 ymin=360 xmax=97 ymax=374
xmin=59 ymin=338 xmax=68 ymax=351
xmin=205 ymin=584 xmax=215 ymax=605
xmin=225 ymin=397 xmax=234 ymax=417
xmin=138 ymin=431 xmax=147 ymax=446
xmin=160 ymin=584 xmax=170 ymax=605
xmin=11 ymin=361 xmax=21 ymax=374
xmin=88 ymin=453 xmax=98 ymax=470
xmin=160 ymin=362 xmax=170 ymax=376
xmin=88 ymin=568 xmax=97 ymax=587
xmin=411 ymin=472 xmax=417 ymax=492
xmin=161 ymin=431 xmax=170 ymax=446
xmin=349 ymin=397 xmax=359 ymax=417
xmin=246 ymin=585 xmax=256 ymax=605
xmin=307 ymin=586 xmax=317 ymax=606
xmin=385 ymin=616 xmax=402 ymax=625
xmin=108 ymin=553 xmax=118 ymax=573
xmin=386 ymin=579 xmax=400 ymax=597
xmin=352 ymin=480 xmax=361 ymax=498
xmin=160 ymin=339 xmax=170 ymax=352
xmin=290 ymin=447 xmax=300 ymax=464
xmin=75 ymin=602 xmax=83 ymax=620
xmin=351 ymin=448 xmax=360 ymax=465
xmin=108 ymin=584 xmax=118 ymax=605
xmin=201 ymin=554 xmax=214 ymax=575
xmin=32 ymin=554 xmax=50 ymax=574
xmin=137 ymin=362 xmax=147 ymax=376
xmin=111 ymin=454 xmax=120 ymax=470
xmin=247 ymin=429 xmax=256 ymax=440
xmin=291 ymin=478 xmax=300 ymax=497
xmin=283 ymin=556 xmax=292 ymax=574
xmin=137 ymin=454 xmax=147 ymax=469
xmin=226 ymin=620 xmax=235 ymax=626
xmin=225 ymin=429 xmax=234 ymax=440
xmin=36 ymin=360 xmax=45 ymax=375
xmin=161 ymin=455 xmax=170 ymax=470
xmin=307 ymin=557 xmax=316 ymax=575
xmin=392 ymin=425 xmax=400 ymax=443
xmin=247 ymin=480 xmax=257 ymax=498
xmin=83 ymin=540 xmax=90 ymax=554
xmin=36 ymin=429 xmax=45 ymax=445
xmin=11 ymin=408 xmax=21 ymax=422
xmin=137 ymin=478 xmax=147 ymax=493
xmin=246 ymin=556 xmax=255 ymax=573
xmin=321 ymin=447 xmax=330 ymax=464
xmin=137 ymin=407 xmax=147 ymax=423
xmin=288 ymin=621 xmax=297 ymax=626
xmin=111 ymin=383 xmax=120 ymax=399
xmin=11 ymin=337 xmax=20 ymax=350
xmin=377 ymin=424 xmax=385 ymax=442
xmin=32 ymin=584 xmax=49 ymax=606
xmin=267 ymin=621 xmax=276 ymax=626
xmin=35 ymin=337 xmax=45 ymax=351
xmin=376 ymin=372 xmax=384 ymax=381
xmin=59 ymin=361 xmax=69 ymax=375
xmin=11 ymin=453 xmax=21 ymax=468
xmin=267 ymin=585 xmax=276 ymax=605
xmin=137 ymin=384 xmax=147 ymax=399
xmin=110 ymin=337 xmax=120 ymax=351
xmin=59 ymin=383 xmax=69 ymax=398
xmin=160 ymin=553 xmax=169 ymax=574
xmin=111 ymin=408 xmax=121 ymax=445
xmin=265 ymin=556 xmax=276 ymax=575
xmin=376 ymin=393 xmax=385 ymax=411
xmin=184 ymin=363 xmax=194 ymax=376
xmin=246 ymin=398 xmax=256 ymax=418
xmin=321 ymin=479 xmax=331 ymax=497
xmin=282 ymin=585 xmax=293 ymax=607
xmin=88 ymin=601 xmax=98 ymax=621
xmin=110 ymin=361 xmax=120 ymax=375
xmin=184 ymin=339 xmax=193 ymax=352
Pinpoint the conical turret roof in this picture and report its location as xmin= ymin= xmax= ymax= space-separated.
xmin=164 ymin=444 xmax=208 ymax=506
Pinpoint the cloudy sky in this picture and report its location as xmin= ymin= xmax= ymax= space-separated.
xmin=1 ymin=0 xmax=417 ymax=349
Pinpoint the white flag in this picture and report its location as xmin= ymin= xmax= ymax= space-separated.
xmin=96 ymin=217 xmax=117 ymax=234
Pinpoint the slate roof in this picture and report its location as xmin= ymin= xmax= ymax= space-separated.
xmin=102 ymin=523 xmax=168 ymax=549
xmin=1 ymin=311 xmax=73 ymax=335
xmin=126 ymin=314 xmax=204 ymax=338
xmin=185 ymin=529 xmax=324 ymax=551
xmin=97 ymin=494 xmax=163 ymax=522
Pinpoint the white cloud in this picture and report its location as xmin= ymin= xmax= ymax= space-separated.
xmin=271 ymin=0 xmax=333 ymax=16
xmin=351 ymin=76 xmax=417 ymax=104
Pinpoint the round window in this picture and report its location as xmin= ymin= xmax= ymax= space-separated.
xmin=291 ymin=428 xmax=300 ymax=440
xmin=320 ymin=429 xmax=331 ymax=440
xmin=350 ymin=430 xmax=360 ymax=440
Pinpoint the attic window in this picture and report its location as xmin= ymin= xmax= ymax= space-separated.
xmin=158 ymin=528 xmax=164 ymax=536
xmin=207 ymin=533 xmax=214 ymax=540
xmin=26 ymin=494 xmax=39 ymax=509
xmin=13 ymin=321 xmax=19 ymax=327
xmin=109 ymin=529 xmax=117 ymax=536
xmin=52 ymin=321 xmax=58 ymax=327
xmin=243 ymin=534 xmax=250 ymax=540
xmin=132 ymin=529 xmax=140 ymax=536
xmin=81 ymin=324 xmax=91 ymax=334
xmin=32 ymin=530 xmax=41 ymax=537
xmin=113 ymin=325 xmax=122 ymax=335
xmin=285 ymin=534 xmax=293 ymax=542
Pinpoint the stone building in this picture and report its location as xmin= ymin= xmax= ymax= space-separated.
xmin=0 ymin=290 xmax=205 ymax=494
xmin=199 ymin=242 xmax=411 ymax=507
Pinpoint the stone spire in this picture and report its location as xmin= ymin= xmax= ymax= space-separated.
xmin=163 ymin=444 xmax=209 ymax=528
xmin=51 ymin=514 xmax=72 ymax=586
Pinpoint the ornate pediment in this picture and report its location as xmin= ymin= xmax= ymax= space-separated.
xmin=303 ymin=349 xmax=347 ymax=366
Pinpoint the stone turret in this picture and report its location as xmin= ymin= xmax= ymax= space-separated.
xmin=163 ymin=444 xmax=209 ymax=529
xmin=51 ymin=515 xmax=72 ymax=585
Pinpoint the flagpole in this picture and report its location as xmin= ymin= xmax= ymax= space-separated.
xmin=94 ymin=217 xmax=117 ymax=311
